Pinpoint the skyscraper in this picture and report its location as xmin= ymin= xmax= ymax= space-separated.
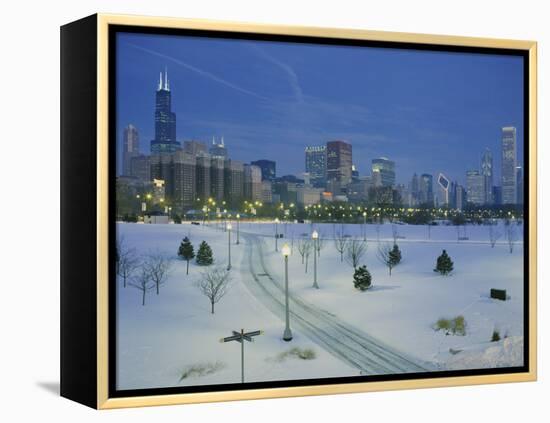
xmin=326 ymin=140 xmax=352 ymax=187
xmin=172 ymin=151 xmax=197 ymax=212
xmin=244 ymin=164 xmax=262 ymax=201
xmin=501 ymin=126 xmax=517 ymax=204
xmin=304 ymin=146 xmax=326 ymax=187
xmin=150 ymin=69 xmax=179 ymax=154
xmin=437 ymin=173 xmax=450 ymax=206
xmin=419 ymin=173 xmax=434 ymax=205
xmin=224 ymin=159 xmax=244 ymax=207
xmin=481 ymin=148 xmax=493 ymax=204
xmin=409 ymin=173 xmax=420 ymax=206
xmin=122 ymin=124 xmax=139 ymax=176
xmin=251 ymin=159 xmax=276 ymax=181
xmin=210 ymin=157 xmax=225 ymax=202
xmin=371 ymin=158 xmax=396 ymax=187
xmin=466 ymin=170 xmax=484 ymax=205
xmin=195 ymin=155 xmax=211 ymax=200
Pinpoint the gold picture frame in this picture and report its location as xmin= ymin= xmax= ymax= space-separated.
xmin=60 ymin=13 xmax=537 ymax=409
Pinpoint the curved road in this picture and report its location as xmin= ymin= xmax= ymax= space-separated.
xmin=240 ymin=232 xmax=434 ymax=375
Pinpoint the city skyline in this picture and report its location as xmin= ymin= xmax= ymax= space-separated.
xmin=116 ymin=32 xmax=524 ymax=186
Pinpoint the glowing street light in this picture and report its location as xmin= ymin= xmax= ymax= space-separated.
xmin=226 ymin=222 xmax=232 ymax=270
xmin=312 ymin=230 xmax=319 ymax=289
xmin=281 ymin=243 xmax=293 ymax=341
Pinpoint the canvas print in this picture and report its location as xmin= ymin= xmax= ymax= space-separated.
xmin=114 ymin=30 xmax=526 ymax=393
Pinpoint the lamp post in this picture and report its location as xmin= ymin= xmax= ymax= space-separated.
xmin=282 ymin=243 xmax=292 ymax=341
xmin=274 ymin=217 xmax=280 ymax=252
xmin=236 ymin=213 xmax=240 ymax=245
xmin=312 ymin=230 xmax=319 ymax=289
xmin=227 ymin=222 xmax=232 ymax=270
xmin=363 ymin=211 xmax=367 ymax=241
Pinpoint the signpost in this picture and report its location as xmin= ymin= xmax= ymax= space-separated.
xmin=220 ymin=329 xmax=263 ymax=383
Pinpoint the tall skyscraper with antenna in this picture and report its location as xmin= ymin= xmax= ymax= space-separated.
xmin=150 ymin=68 xmax=178 ymax=153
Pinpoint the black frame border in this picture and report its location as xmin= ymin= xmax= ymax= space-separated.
xmin=107 ymin=24 xmax=530 ymax=399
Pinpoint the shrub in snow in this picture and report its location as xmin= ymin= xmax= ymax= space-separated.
xmin=179 ymin=361 xmax=226 ymax=381
xmin=178 ymin=236 xmax=195 ymax=274
xmin=196 ymin=241 xmax=214 ymax=266
xmin=353 ymin=265 xmax=372 ymax=291
xmin=275 ymin=347 xmax=317 ymax=362
xmin=491 ymin=329 xmax=501 ymax=342
xmin=434 ymin=249 xmax=454 ymax=275
xmin=434 ymin=315 xmax=466 ymax=336
xmin=389 ymin=244 xmax=402 ymax=266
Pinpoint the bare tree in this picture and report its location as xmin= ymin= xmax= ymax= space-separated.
xmin=345 ymin=238 xmax=368 ymax=269
xmin=486 ymin=219 xmax=501 ymax=248
xmin=116 ymin=237 xmax=138 ymax=288
xmin=391 ymin=224 xmax=399 ymax=245
xmin=375 ymin=223 xmax=381 ymax=242
xmin=333 ymin=225 xmax=349 ymax=262
xmin=144 ymin=253 xmax=172 ymax=295
xmin=304 ymin=241 xmax=313 ymax=273
xmin=297 ymin=238 xmax=308 ymax=264
xmin=504 ymin=219 xmax=517 ymax=253
xmin=129 ymin=265 xmax=156 ymax=306
xmin=196 ymin=267 xmax=231 ymax=314
xmin=377 ymin=242 xmax=395 ymax=276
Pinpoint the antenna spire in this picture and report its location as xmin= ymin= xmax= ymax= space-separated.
xmin=164 ymin=67 xmax=169 ymax=91
xmin=158 ymin=71 xmax=163 ymax=91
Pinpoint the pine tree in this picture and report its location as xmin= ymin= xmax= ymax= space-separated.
xmin=353 ymin=265 xmax=372 ymax=291
xmin=389 ymin=244 xmax=402 ymax=266
xmin=196 ymin=241 xmax=214 ymax=266
xmin=178 ymin=237 xmax=195 ymax=274
xmin=434 ymin=249 xmax=454 ymax=275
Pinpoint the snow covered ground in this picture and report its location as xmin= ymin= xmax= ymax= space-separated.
xmin=116 ymin=220 xmax=524 ymax=390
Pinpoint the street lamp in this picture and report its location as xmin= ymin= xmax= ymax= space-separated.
xmin=275 ymin=217 xmax=280 ymax=252
xmin=281 ymin=243 xmax=293 ymax=341
xmin=312 ymin=230 xmax=319 ymax=289
xmin=236 ymin=213 xmax=240 ymax=245
xmin=363 ymin=211 xmax=367 ymax=241
xmin=227 ymin=223 xmax=232 ymax=270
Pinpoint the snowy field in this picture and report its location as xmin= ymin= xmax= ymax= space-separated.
xmin=116 ymin=220 xmax=524 ymax=390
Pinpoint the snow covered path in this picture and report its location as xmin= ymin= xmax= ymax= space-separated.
xmin=240 ymin=232 xmax=434 ymax=375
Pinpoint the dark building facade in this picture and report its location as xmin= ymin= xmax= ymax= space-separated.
xmin=130 ymin=154 xmax=151 ymax=183
xmin=304 ymin=146 xmax=326 ymax=187
xmin=326 ymin=140 xmax=352 ymax=189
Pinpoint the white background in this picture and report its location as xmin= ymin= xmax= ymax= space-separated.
xmin=0 ymin=0 xmax=547 ymax=421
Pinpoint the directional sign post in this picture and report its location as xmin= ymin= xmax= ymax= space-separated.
xmin=220 ymin=329 xmax=263 ymax=383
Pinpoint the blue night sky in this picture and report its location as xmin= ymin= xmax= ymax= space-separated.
xmin=116 ymin=32 xmax=524 ymax=186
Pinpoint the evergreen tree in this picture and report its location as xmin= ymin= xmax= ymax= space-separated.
xmin=389 ymin=244 xmax=402 ymax=266
xmin=196 ymin=241 xmax=214 ymax=266
xmin=353 ymin=265 xmax=372 ymax=291
xmin=434 ymin=249 xmax=454 ymax=275
xmin=178 ymin=237 xmax=195 ymax=274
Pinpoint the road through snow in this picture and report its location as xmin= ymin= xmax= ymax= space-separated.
xmin=240 ymin=232 xmax=435 ymax=375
